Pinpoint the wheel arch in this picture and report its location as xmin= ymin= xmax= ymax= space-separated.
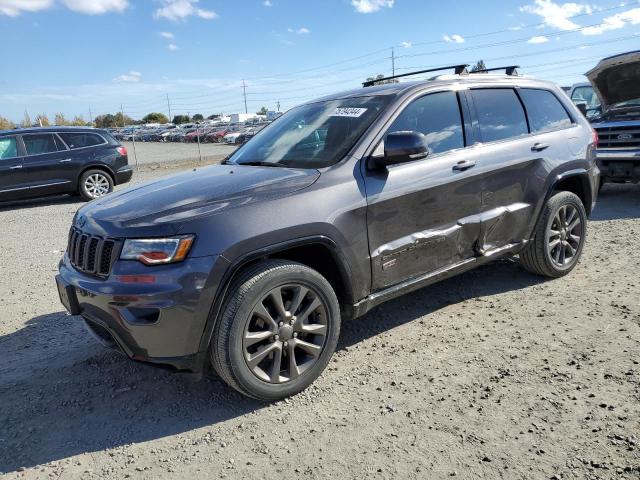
xmin=77 ymin=164 xmax=116 ymax=189
xmin=197 ymin=236 xmax=357 ymax=356
xmin=549 ymin=169 xmax=593 ymax=216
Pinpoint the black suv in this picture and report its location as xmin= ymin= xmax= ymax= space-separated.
xmin=56 ymin=67 xmax=599 ymax=400
xmin=0 ymin=127 xmax=132 ymax=202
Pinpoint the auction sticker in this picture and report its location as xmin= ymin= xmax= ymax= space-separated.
xmin=330 ymin=107 xmax=367 ymax=118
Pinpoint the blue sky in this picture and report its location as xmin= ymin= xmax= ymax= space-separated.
xmin=1 ymin=0 xmax=640 ymax=123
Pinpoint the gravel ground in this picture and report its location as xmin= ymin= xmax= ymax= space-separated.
xmin=121 ymin=141 xmax=237 ymax=167
xmin=0 ymin=166 xmax=639 ymax=480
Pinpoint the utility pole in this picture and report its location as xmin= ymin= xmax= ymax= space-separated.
xmin=276 ymin=100 xmax=280 ymax=112
xmin=89 ymin=107 xmax=93 ymax=127
xmin=166 ymin=94 xmax=172 ymax=122
xmin=242 ymin=79 xmax=248 ymax=114
xmin=120 ymin=104 xmax=125 ymax=127
xmin=391 ymin=47 xmax=395 ymax=77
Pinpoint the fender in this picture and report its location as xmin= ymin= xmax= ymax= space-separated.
xmin=196 ymin=235 xmax=357 ymax=359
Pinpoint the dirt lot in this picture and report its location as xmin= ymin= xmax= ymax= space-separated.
xmin=0 ymin=164 xmax=638 ymax=480
xmin=121 ymin=141 xmax=237 ymax=168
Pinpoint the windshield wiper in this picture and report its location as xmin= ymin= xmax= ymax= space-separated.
xmin=236 ymin=161 xmax=282 ymax=167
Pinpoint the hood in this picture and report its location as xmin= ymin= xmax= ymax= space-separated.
xmin=76 ymin=164 xmax=319 ymax=236
xmin=586 ymin=50 xmax=640 ymax=112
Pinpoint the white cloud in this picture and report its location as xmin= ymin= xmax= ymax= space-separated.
xmin=520 ymin=0 xmax=592 ymax=30
xmin=113 ymin=71 xmax=142 ymax=83
xmin=0 ymin=0 xmax=51 ymax=16
xmin=287 ymin=26 xmax=309 ymax=34
xmin=159 ymin=31 xmax=175 ymax=39
xmin=527 ymin=35 xmax=550 ymax=43
xmin=61 ymin=0 xmax=127 ymax=14
xmin=351 ymin=0 xmax=394 ymax=14
xmin=263 ymin=0 xmax=272 ymax=5
xmin=154 ymin=0 xmax=218 ymax=21
xmin=443 ymin=34 xmax=465 ymax=43
xmin=399 ymin=41 xmax=411 ymax=48
xmin=582 ymin=7 xmax=640 ymax=34
xmin=168 ymin=43 xmax=178 ymax=51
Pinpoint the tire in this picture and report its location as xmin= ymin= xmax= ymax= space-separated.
xmin=210 ymin=260 xmax=341 ymax=401
xmin=598 ymin=178 xmax=605 ymax=193
xmin=519 ymin=191 xmax=587 ymax=278
xmin=78 ymin=169 xmax=114 ymax=201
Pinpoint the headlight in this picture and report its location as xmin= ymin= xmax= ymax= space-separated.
xmin=120 ymin=236 xmax=195 ymax=265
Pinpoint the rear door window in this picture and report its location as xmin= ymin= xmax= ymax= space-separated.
xmin=470 ymin=89 xmax=528 ymax=142
xmin=0 ymin=136 xmax=18 ymax=160
xmin=519 ymin=88 xmax=573 ymax=133
xmin=58 ymin=132 xmax=105 ymax=149
xmin=386 ymin=91 xmax=465 ymax=155
xmin=22 ymin=134 xmax=62 ymax=156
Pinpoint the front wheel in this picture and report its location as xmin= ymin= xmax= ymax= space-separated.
xmin=78 ymin=169 xmax=114 ymax=201
xmin=519 ymin=191 xmax=587 ymax=278
xmin=210 ymin=260 xmax=341 ymax=401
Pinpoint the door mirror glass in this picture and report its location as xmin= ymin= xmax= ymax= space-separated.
xmin=574 ymin=102 xmax=588 ymax=116
xmin=377 ymin=131 xmax=428 ymax=167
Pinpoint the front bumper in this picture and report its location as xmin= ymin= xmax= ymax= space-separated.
xmin=596 ymin=148 xmax=640 ymax=181
xmin=57 ymin=253 xmax=225 ymax=371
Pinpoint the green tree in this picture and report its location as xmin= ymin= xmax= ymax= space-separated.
xmin=471 ymin=60 xmax=486 ymax=72
xmin=172 ymin=114 xmax=190 ymax=124
xmin=256 ymin=106 xmax=268 ymax=115
xmin=207 ymin=114 xmax=221 ymax=120
xmin=35 ymin=113 xmax=50 ymax=127
xmin=0 ymin=116 xmax=15 ymax=130
xmin=364 ymin=74 xmax=398 ymax=86
xmin=71 ymin=116 xmax=87 ymax=126
xmin=22 ymin=111 xmax=32 ymax=128
xmin=192 ymin=113 xmax=204 ymax=122
xmin=141 ymin=112 xmax=169 ymax=124
xmin=55 ymin=113 xmax=69 ymax=126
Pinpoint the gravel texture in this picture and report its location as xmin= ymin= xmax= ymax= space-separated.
xmin=121 ymin=141 xmax=237 ymax=168
xmin=0 ymin=166 xmax=638 ymax=479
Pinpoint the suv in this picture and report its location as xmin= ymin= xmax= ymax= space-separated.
xmin=0 ymin=127 xmax=132 ymax=202
xmin=56 ymin=67 xmax=599 ymax=400
xmin=583 ymin=51 xmax=640 ymax=188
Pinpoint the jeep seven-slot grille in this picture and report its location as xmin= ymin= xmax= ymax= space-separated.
xmin=594 ymin=125 xmax=640 ymax=149
xmin=67 ymin=227 xmax=120 ymax=277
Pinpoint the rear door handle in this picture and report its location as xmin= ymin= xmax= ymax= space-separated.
xmin=9 ymin=165 xmax=23 ymax=170
xmin=531 ymin=142 xmax=550 ymax=152
xmin=452 ymin=160 xmax=476 ymax=172
xmin=60 ymin=158 xmax=72 ymax=163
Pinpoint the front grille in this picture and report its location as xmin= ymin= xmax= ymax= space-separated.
xmin=594 ymin=125 xmax=640 ymax=149
xmin=67 ymin=227 xmax=120 ymax=277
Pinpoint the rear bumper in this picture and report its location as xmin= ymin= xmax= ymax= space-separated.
xmin=57 ymin=253 xmax=227 ymax=372
xmin=115 ymin=165 xmax=134 ymax=185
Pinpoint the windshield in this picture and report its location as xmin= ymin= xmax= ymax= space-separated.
xmin=227 ymin=96 xmax=391 ymax=168
xmin=571 ymin=86 xmax=601 ymax=111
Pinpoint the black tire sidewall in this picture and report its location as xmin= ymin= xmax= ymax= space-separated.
xmin=222 ymin=264 xmax=340 ymax=400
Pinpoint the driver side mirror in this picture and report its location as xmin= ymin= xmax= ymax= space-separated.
xmin=372 ymin=131 xmax=429 ymax=169
xmin=574 ymin=102 xmax=588 ymax=117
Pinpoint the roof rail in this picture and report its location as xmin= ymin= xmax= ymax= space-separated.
xmin=471 ymin=65 xmax=520 ymax=76
xmin=362 ymin=64 xmax=469 ymax=87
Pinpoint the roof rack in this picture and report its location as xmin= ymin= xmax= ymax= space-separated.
xmin=362 ymin=64 xmax=469 ymax=87
xmin=471 ymin=65 xmax=520 ymax=76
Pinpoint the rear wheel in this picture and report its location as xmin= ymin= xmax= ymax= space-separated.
xmin=519 ymin=191 xmax=587 ymax=278
xmin=210 ymin=260 xmax=341 ymax=401
xmin=79 ymin=169 xmax=113 ymax=201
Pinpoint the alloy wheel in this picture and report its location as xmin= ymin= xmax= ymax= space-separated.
xmin=547 ymin=204 xmax=583 ymax=267
xmin=84 ymin=173 xmax=111 ymax=199
xmin=242 ymin=284 xmax=328 ymax=384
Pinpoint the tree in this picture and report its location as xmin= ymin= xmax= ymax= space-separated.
xmin=192 ymin=113 xmax=204 ymax=122
xmin=71 ymin=116 xmax=87 ymax=126
xmin=0 ymin=116 xmax=15 ymax=130
xmin=22 ymin=111 xmax=32 ymax=128
xmin=35 ymin=113 xmax=50 ymax=127
xmin=172 ymin=115 xmax=190 ymax=124
xmin=142 ymin=112 xmax=169 ymax=124
xmin=364 ymin=74 xmax=399 ymax=86
xmin=471 ymin=60 xmax=487 ymax=72
xmin=256 ymin=106 xmax=268 ymax=115
xmin=94 ymin=112 xmax=135 ymax=128
xmin=207 ymin=114 xmax=221 ymax=120
xmin=55 ymin=113 xmax=69 ymax=126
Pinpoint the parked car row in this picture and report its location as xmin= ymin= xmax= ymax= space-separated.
xmin=108 ymin=121 xmax=271 ymax=145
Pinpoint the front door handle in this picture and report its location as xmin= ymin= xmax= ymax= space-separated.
xmin=531 ymin=142 xmax=550 ymax=152
xmin=60 ymin=158 xmax=72 ymax=163
xmin=452 ymin=160 xmax=476 ymax=172
xmin=9 ymin=165 xmax=23 ymax=170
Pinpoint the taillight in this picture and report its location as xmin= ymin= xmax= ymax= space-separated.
xmin=117 ymin=146 xmax=128 ymax=156
xmin=591 ymin=128 xmax=599 ymax=148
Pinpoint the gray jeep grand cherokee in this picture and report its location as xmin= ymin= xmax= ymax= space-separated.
xmin=56 ymin=66 xmax=599 ymax=400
